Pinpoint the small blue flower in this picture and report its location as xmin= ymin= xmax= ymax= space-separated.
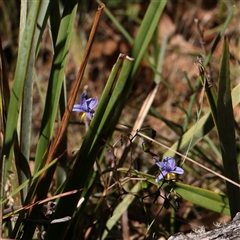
xmin=154 ymin=156 xmax=184 ymax=182
xmin=72 ymin=92 xmax=98 ymax=120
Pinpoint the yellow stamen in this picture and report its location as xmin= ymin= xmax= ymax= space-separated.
xmin=77 ymin=113 xmax=86 ymax=122
xmin=165 ymin=172 xmax=177 ymax=181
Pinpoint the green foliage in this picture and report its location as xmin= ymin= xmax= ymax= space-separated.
xmin=216 ymin=38 xmax=240 ymax=217
xmin=0 ymin=0 xmax=240 ymax=239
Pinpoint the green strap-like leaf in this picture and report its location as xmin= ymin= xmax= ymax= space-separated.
xmin=2 ymin=0 xmax=42 ymax=178
xmin=34 ymin=0 xmax=78 ymax=172
xmin=162 ymin=83 xmax=240 ymax=158
xmin=217 ymin=37 xmax=240 ymax=218
xmin=44 ymin=55 xmax=134 ymax=240
xmin=105 ymin=0 xmax=167 ymax=157
xmin=19 ymin=0 xmax=52 ymax=201
xmin=116 ymin=168 xmax=230 ymax=215
xmin=173 ymin=182 xmax=230 ymax=215
xmin=102 ymin=183 xmax=142 ymax=239
xmin=0 ymin=158 xmax=58 ymax=206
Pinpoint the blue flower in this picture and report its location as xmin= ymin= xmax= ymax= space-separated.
xmin=107 ymin=150 xmax=116 ymax=161
xmin=72 ymin=92 xmax=98 ymax=120
xmin=154 ymin=156 xmax=184 ymax=182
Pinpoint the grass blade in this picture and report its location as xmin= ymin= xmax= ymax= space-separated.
xmin=34 ymin=0 xmax=78 ymax=172
xmin=116 ymin=168 xmax=230 ymax=215
xmin=1 ymin=0 xmax=42 ymax=179
xmin=102 ymin=183 xmax=142 ymax=239
xmin=216 ymin=37 xmax=240 ymax=218
xmin=44 ymin=54 xmax=134 ymax=240
xmin=162 ymin=83 xmax=240 ymax=158
xmin=173 ymin=182 xmax=230 ymax=215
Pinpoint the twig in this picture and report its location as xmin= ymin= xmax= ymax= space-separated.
xmin=194 ymin=19 xmax=217 ymax=92
xmin=2 ymin=189 xmax=81 ymax=219
xmin=0 ymin=155 xmax=6 ymax=239
xmin=137 ymin=132 xmax=240 ymax=189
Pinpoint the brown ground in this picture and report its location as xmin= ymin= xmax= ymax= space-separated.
xmin=34 ymin=1 xmax=239 ymax=239
xmin=3 ymin=0 xmax=240 ymax=239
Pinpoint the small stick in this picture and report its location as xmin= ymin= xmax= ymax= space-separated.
xmin=137 ymin=131 xmax=240 ymax=189
xmin=0 ymin=155 xmax=6 ymax=238
xmin=2 ymin=189 xmax=81 ymax=220
xmin=194 ymin=19 xmax=217 ymax=92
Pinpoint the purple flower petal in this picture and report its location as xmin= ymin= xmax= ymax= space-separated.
xmin=166 ymin=157 xmax=176 ymax=168
xmin=72 ymin=93 xmax=98 ymax=121
xmin=153 ymin=158 xmax=164 ymax=168
xmin=86 ymin=112 xmax=93 ymax=120
xmin=89 ymin=98 xmax=98 ymax=109
xmin=81 ymin=101 xmax=89 ymax=112
xmin=72 ymin=104 xmax=83 ymax=112
xmin=154 ymin=156 xmax=184 ymax=182
xmin=173 ymin=166 xmax=184 ymax=175
xmin=80 ymin=92 xmax=87 ymax=104
xmin=155 ymin=175 xmax=163 ymax=182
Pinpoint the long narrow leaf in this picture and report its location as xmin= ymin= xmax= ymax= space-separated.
xmin=0 ymin=158 xmax=58 ymax=205
xmin=44 ymin=54 xmax=134 ymax=240
xmin=173 ymin=182 xmax=230 ymax=215
xmin=162 ymin=83 xmax=240 ymax=158
xmin=116 ymin=168 xmax=230 ymax=215
xmin=34 ymin=0 xmax=78 ymax=172
xmin=2 ymin=0 xmax=41 ymax=179
xmin=216 ymin=37 xmax=240 ymax=218
xmin=19 ymin=0 xmax=52 ymax=200
xmin=102 ymin=183 xmax=142 ymax=239
xmin=18 ymin=1 xmax=79 ymax=239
